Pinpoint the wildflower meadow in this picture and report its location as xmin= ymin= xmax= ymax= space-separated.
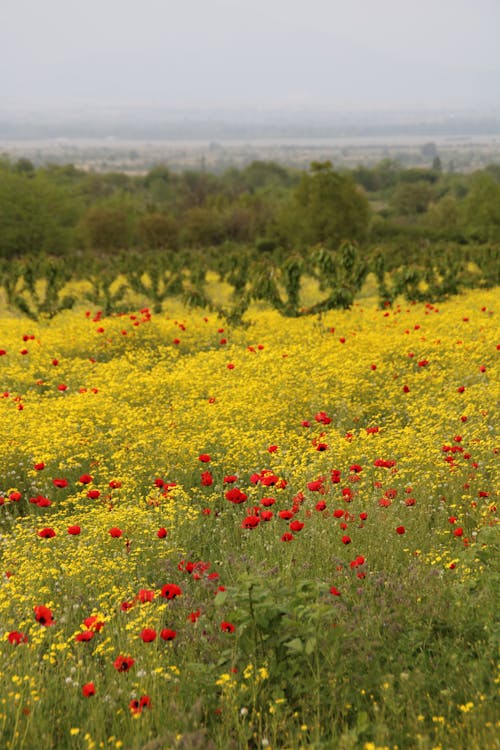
xmin=0 ymin=283 xmax=498 ymax=750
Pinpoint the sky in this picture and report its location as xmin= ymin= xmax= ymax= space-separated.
xmin=1 ymin=0 xmax=499 ymax=113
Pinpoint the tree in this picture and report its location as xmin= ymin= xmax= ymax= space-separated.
xmin=280 ymin=161 xmax=370 ymax=249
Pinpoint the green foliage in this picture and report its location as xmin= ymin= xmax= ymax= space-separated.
xmin=282 ymin=161 xmax=371 ymax=249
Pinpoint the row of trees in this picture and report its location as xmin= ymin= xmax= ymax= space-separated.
xmin=1 ymin=155 xmax=500 ymax=259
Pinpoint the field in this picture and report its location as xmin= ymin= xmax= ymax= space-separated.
xmin=0 ymin=285 xmax=498 ymax=750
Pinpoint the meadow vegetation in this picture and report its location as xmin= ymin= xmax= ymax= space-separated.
xmin=0 ymin=276 xmax=498 ymax=749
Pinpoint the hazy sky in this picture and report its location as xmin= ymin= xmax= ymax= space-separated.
xmin=1 ymin=0 xmax=499 ymax=112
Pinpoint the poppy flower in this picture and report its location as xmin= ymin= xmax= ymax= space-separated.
xmin=268 ymin=445 xmax=278 ymax=453
xmin=259 ymin=510 xmax=273 ymax=522
xmin=38 ymin=527 xmax=56 ymax=539
xmin=109 ymin=527 xmax=123 ymax=538
xmin=157 ymin=527 xmax=168 ymax=538
xmin=87 ymin=489 xmax=100 ymax=499
xmin=82 ymin=682 xmax=95 ymax=697
xmin=113 ymin=655 xmax=135 ymax=672
xmin=84 ymin=616 xmax=105 ymax=632
xmin=129 ymin=695 xmax=151 ymax=714
xmin=453 ymin=527 xmax=464 ymax=537
xmin=281 ymin=532 xmax=294 ymax=542
xmin=9 ymin=491 xmax=22 ymax=502
xmin=136 ymin=589 xmax=155 ymax=603
xmin=225 ymin=488 xmax=247 ymax=504
xmin=57 ymin=383 xmax=68 ymax=391
xmin=201 ymin=471 xmax=213 ymax=486
xmin=289 ymin=520 xmax=304 ymax=532
xmin=53 ymin=478 xmax=68 ymax=488
xmin=67 ymin=525 xmax=81 ymax=535
xmin=34 ymin=462 xmax=45 ymax=471
xmin=109 ymin=479 xmax=122 ymax=489
xmin=79 ymin=474 xmax=93 ymax=484
xmin=241 ymin=515 xmax=260 ymax=529
xmin=341 ymin=535 xmax=352 ymax=545
xmin=330 ymin=587 xmax=341 ymax=596
xmin=160 ymin=584 xmax=182 ymax=599
xmin=34 ymin=605 xmax=54 ymax=626
xmin=160 ymin=628 xmax=177 ymax=640
xmin=223 ymin=475 xmax=238 ymax=484
xmin=8 ymin=631 xmax=27 ymax=645
xmin=315 ymin=500 xmax=327 ymax=511
xmin=140 ymin=628 xmax=157 ymax=642
xmin=278 ymin=509 xmax=295 ymax=520
xmin=261 ymin=497 xmax=275 ymax=507
xmin=75 ymin=630 xmax=94 ymax=642
xmin=396 ymin=526 xmax=406 ymax=535
xmin=198 ymin=454 xmax=211 ymax=463
xmin=220 ymin=621 xmax=235 ymax=633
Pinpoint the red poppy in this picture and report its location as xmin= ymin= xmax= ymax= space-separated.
xmin=260 ymin=510 xmax=273 ymax=521
xmin=198 ymin=454 xmax=211 ymax=463
xmin=341 ymin=535 xmax=352 ymax=545
xmin=109 ymin=479 xmax=122 ymax=489
xmin=220 ymin=621 xmax=235 ymax=633
xmin=314 ymin=411 xmax=332 ymax=424
xmin=223 ymin=475 xmax=238 ymax=484
xmin=129 ymin=695 xmax=151 ymax=714
xmin=225 ymin=488 xmax=247 ymax=504
xmin=79 ymin=474 xmax=93 ymax=484
xmin=289 ymin=520 xmax=304 ymax=532
xmin=242 ymin=515 xmax=260 ymax=529
xmin=57 ymin=384 xmax=68 ymax=391
xmin=87 ymin=489 xmax=100 ymax=499
xmin=227 ymin=363 xmax=235 ymax=370
xmin=160 ymin=583 xmax=182 ymax=599
xmin=34 ymin=605 xmax=54 ymax=626
xmin=136 ymin=588 xmax=155 ymax=603
xmin=82 ymin=682 xmax=95 ymax=697
xmin=53 ymin=478 xmax=68 ymax=488
xmin=453 ymin=527 xmax=464 ymax=537
xmin=201 ymin=471 xmax=213 ymax=486
xmin=75 ymin=630 xmax=95 ymax=642
xmin=315 ymin=500 xmax=327 ymax=511
xmin=140 ymin=628 xmax=157 ymax=642
xmin=84 ymin=616 xmax=105 ymax=632
xmin=330 ymin=586 xmax=341 ymax=596
xmin=38 ymin=527 xmax=56 ymax=539
xmin=109 ymin=527 xmax=123 ymax=538
xmin=281 ymin=532 xmax=294 ymax=542
xmin=268 ymin=445 xmax=278 ymax=453
xmin=160 ymin=628 xmax=177 ymax=641
xmin=68 ymin=525 xmax=81 ymax=535
xmin=157 ymin=527 xmax=168 ymax=538
xmin=34 ymin=462 xmax=45 ymax=471
xmin=396 ymin=526 xmax=406 ymax=535
xmin=113 ymin=655 xmax=135 ymax=672
xmin=8 ymin=631 xmax=27 ymax=645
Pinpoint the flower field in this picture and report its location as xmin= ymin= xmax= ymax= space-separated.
xmin=0 ymin=287 xmax=498 ymax=750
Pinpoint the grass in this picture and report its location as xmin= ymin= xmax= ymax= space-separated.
xmin=0 ymin=286 xmax=498 ymax=749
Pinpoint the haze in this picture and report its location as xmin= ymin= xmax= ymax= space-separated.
xmin=1 ymin=0 xmax=499 ymax=113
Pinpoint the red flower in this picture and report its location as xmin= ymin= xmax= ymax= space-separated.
xmin=160 ymin=628 xmax=177 ymax=641
xmin=225 ymin=488 xmax=247 ymax=504
xmin=57 ymin=383 xmax=68 ymax=391
xmin=396 ymin=526 xmax=406 ymax=535
xmin=34 ymin=462 xmax=45 ymax=471
xmin=157 ymin=527 xmax=168 ymax=538
xmin=113 ymin=655 xmax=135 ymax=672
xmin=34 ymin=605 xmax=54 ymax=626
xmin=289 ymin=520 xmax=304 ymax=532
xmin=129 ymin=695 xmax=151 ymax=714
xmin=315 ymin=500 xmax=327 ymax=511
xmin=330 ymin=586 xmax=341 ymax=596
xmin=268 ymin=445 xmax=278 ymax=453
xmin=109 ymin=527 xmax=123 ymax=538
xmin=261 ymin=497 xmax=275 ymax=507
xmin=140 ymin=628 xmax=157 ymax=642
xmin=82 ymin=682 xmax=95 ymax=697
xmin=68 ymin=525 xmax=81 ymax=535
xmin=278 ymin=509 xmax=295 ymax=520
xmin=75 ymin=630 xmax=94 ymax=642
xmin=136 ymin=588 xmax=155 ymax=603
xmin=109 ymin=479 xmax=122 ymax=489
xmin=242 ymin=515 xmax=260 ymax=529
xmin=281 ymin=532 xmax=294 ymax=542
xmin=84 ymin=616 xmax=105 ymax=632
xmin=201 ymin=471 xmax=213 ymax=486
xmin=79 ymin=474 xmax=93 ymax=484
xmin=87 ymin=489 xmax=100 ymax=499
xmin=161 ymin=583 xmax=182 ymax=599
xmin=8 ymin=631 xmax=27 ymax=645
xmin=220 ymin=621 xmax=235 ymax=633
xmin=341 ymin=535 xmax=352 ymax=545
xmin=223 ymin=475 xmax=238 ymax=484
xmin=198 ymin=454 xmax=211 ymax=463
xmin=53 ymin=478 xmax=68 ymax=488
xmin=260 ymin=510 xmax=273 ymax=521
xmin=227 ymin=363 xmax=235 ymax=370
xmin=453 ymin=527 xmax=464 ymax=537
xmin=38 ymin=527 xmax=56 ymax=538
